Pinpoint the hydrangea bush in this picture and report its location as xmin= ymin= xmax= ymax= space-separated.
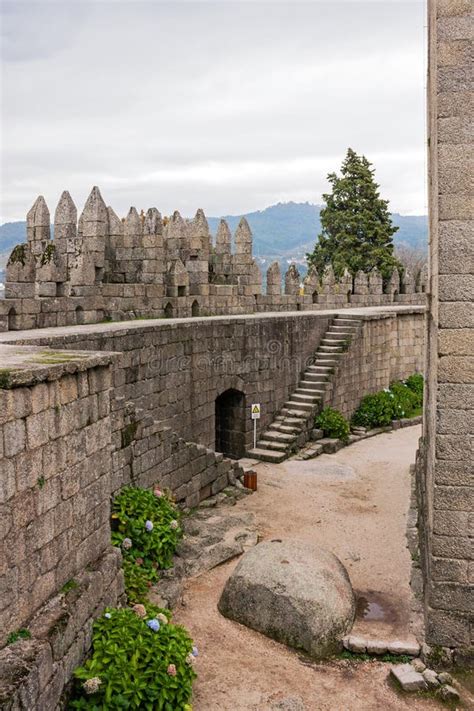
xmin=69 ymin=604 xmax=196 ymax=710
xmin=111 ymin=487 xmax=183 ymax=603
xmin=314 ymin=407 xmax=350 ymax=442
xmin=351 ymin=373 xmax=424 ymax=429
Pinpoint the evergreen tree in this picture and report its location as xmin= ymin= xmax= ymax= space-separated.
xmin=307 ymin=148 xmax=401 ymax=280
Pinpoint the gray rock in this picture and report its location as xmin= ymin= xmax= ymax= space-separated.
xmin=422 ymin=669 xmax=440 ymax=688
xmin=437 ymin=671 xmax=453 ymax=685
xmin=218 ymin=540 xmax=355 ymax=658
xmin=437 ymin=685 xmax=460 ymax=703
xmin=179 ymin=509 xmax=258 ymax=577
xmin=388 ymin=640 xmax=420 ymax=656
xmin=344 ymin=635 xmax=367 ymax=653
xmin=366 ymin=639 xmax=387 ymax=655
xmin=411 ymin=658 xmax=426 ymax=673
xmin=390 ymin=664 xmax=428 ymax=692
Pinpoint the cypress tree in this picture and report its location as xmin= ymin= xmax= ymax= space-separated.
xmin=307 ymin=148 xmax=401 ymax=280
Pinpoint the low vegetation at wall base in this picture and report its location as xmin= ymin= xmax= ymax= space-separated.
xmin=314 ymin=407 xmax=350 ymax=442
xmin=69 ymin=604 xmax=196 ymax=710
xmin=111 ymin=487 xmax=183 ymax=603
xmin=351 ymin=374 xmax=424 ymax=429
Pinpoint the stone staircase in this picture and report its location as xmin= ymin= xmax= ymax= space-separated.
xmin=247 ymin=315 xmax=362 ymax=462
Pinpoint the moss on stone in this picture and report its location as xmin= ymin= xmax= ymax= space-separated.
xmin=32 ymin=351 xmax=87 ymax=365
xmin=7 ymin=244 xmax=27 ymax=267
xmin=0 ymin=369 xmax=13 ymax=389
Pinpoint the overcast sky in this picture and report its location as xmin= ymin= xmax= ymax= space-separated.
xmin=0 ymin=0 xmax=426 ymax=223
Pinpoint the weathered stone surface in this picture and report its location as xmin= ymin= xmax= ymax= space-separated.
xmin=422 ymin=668 xmax=440 ymax=688
xmin=218 ymin=540 xmax=355 ymax=658
xmin=390 ymin=664 xmax=428 ymax=692
xmin=436 ymin=684 xmax=460 ymax=703
xmin=411 ymin=658 xmax=426 ymax=673
xmin=178 ymin=507 xmax=258 ymax=577
xmin=387 ymin=640 xmax=421 ymax=656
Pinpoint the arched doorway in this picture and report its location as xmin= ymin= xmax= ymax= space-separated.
xmin=7 ymin=307 xmax=18 ymax=331
xmin=164 ymin=302 xmax=173 ymax=318
xmin=215 ymin=388 xmax=246 ymax=459
xmin=75 ymin=306 xmax=84 ymax=325
xmin=191 ymin=300 xmax=199 ymax=317
xmin=312 ymin=290 xmax=318 ymax=304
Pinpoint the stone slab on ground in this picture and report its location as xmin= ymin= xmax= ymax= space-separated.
xmin=149 ymin=496 xmax=258 ymax=608
xmin=218 ymin=540 xmax=355 ymax=658
xmin=179 ymin=508 xmax=258 ymax=577
xmin=390 ymin=664 xmax=428 ymax=692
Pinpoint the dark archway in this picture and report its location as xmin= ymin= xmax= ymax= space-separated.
xmin=312 ymin=290 xmax=318 ymax=304
xmin=347 ymin=290 xmax=352 ymax=304
xmin=164 ymin=302 xmax=173 ymax=318
xmin=215 ymin=388 xmax=246 ymax=459
xmin=191 ymin=300 xmax=199 ymax=317
xmin=7 ymin=307 xmax=18 ymax=331
xmin=75 ymin=305 xmax=84 ymax=325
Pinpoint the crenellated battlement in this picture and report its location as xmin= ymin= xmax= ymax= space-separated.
xmin=0 ymin=186 xmax=427 ymax=331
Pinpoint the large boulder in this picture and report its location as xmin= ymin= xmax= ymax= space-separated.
xmin=218 ymin=540 xmax=355 ymax=658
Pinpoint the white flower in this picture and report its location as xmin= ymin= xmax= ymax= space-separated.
xmin=170 ymin=520 xmax=179 ymax=530
xmin=157 ymin=613 xmax=168 ymax=625
xmin=83 ymin=677 xmax=102 ymax=695
xmin=122 ymin=537 xmax=132 ymax=550
xmin=104 ymin=612 xmax=111 ymax=619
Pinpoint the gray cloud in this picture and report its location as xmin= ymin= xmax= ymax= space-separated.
xmin=0 ymin=1 xmax=426 ymax=222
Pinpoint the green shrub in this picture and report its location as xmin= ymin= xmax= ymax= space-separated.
xmin=69 ymin=604 xmax=196 ymax=710
xmin=315 ymin=407 xmax=350 ymax=442
xmin=405 ymin=373 xmax=424 ymax=407
xmin=352 ymin=373 xmax=424 ymax=428
xmin=389 ymin=381 xmax=420 ymax=419
xmin=111 ymin=487 xmax=183 ymax=603
xmin=351 ymin=391 xmax=394 ymax=428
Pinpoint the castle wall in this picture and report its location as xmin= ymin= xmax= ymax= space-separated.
xmin=0 ymin=187 xmax=426 ymax=333
xmin=0 ymin=346 xmax=122 ymax=647
xmin=417 ymin=0 xmax=474 ymax=660
xmin=327 ymin=310 xmax=425 ymax=419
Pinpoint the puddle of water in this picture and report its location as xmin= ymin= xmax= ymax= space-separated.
xmin=355 ymin=592 xmax=399 ymax=624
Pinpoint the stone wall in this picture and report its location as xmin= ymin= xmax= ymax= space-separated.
xmin=0 ymin=346 xmax=122 ymax=646
xmin=0 ymin=305 xmax=426 ymax=704
xmin=2 ymin=312 xmax=332 ymax=455
xmin=0 ymin=187 xmax=426 ymax=333
xmin=327 ymin=310 xmax=425 ymax=419
xmin=418 ymin=0 xmax=473 ymax=661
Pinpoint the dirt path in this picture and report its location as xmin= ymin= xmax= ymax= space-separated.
xmin=175 ymin=426 xmax=449 ymax=710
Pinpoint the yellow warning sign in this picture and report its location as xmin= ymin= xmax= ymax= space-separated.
xmin=251 ymin=403 xmax=261 ymax=419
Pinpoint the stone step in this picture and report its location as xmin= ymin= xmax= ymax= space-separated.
xmin=269 ymin=423 xmax=301 ymax=435
xmin=284 ymin=400 xmax=315 ymax=413
xmin=321 ymin=337 xmax=346 ymax=345
xmin=282 ymin=416 xmax=308 ymax=426
xmin=318 ymin=346 xmax=343 ymax=353
xmin=306 ymin=365 xmax=332 ymax=372
xmin=257 ymin=439 xmax=288 ymax=452
xmin=299 ymin=380 xmax=326 ymax=391
xmin=292 ymin=391 xmax=321 ymax=402
xmin=262 ymin=430 xmax=296 ymax=443
xmin=328 ymin=326 xmax=357 ymax=333
xmin=247 ymin=448 xmax=287 ymax=463
xmin=302 ymin=372 xmax=328 ymax=382
xmin=281 ymin=408 xmax=310 ymax=419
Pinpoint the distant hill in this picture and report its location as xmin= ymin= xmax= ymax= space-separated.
xmin=0 ymin=203 xmax=427 ymax=273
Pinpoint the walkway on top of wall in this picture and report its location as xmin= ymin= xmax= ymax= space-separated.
xmin=0 ymin=304 xmax=425 ymax=345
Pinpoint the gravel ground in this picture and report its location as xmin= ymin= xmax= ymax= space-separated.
xmin=174 ymin=426 xmax=458 ymax=710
